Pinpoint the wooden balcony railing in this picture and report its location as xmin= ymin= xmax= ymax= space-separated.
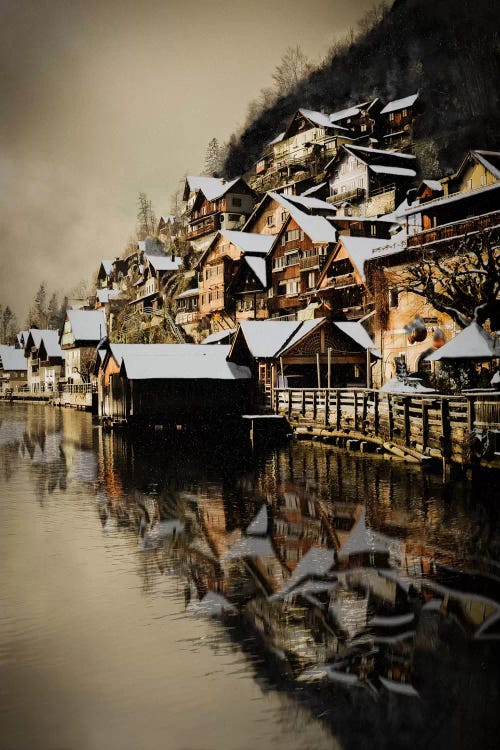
xmin=407 ymin=210 xmax=500 ymax=248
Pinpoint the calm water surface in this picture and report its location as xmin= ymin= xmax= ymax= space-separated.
xmin=1 ymin=402 xmax=499 ymax=750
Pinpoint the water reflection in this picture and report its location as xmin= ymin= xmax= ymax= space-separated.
xmin=1 ymin=402 xmax=500 ymax=749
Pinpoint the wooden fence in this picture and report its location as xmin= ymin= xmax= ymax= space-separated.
xmin=274 ymin=388 xmax=500 ymax=465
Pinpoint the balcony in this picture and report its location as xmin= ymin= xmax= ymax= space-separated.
xmin=183 ymin=215 xmax=219 ymax=240
xmin=327 ymin=187 xmax=365 ymax=204
xmin=325 ymin=272 xmax=357 ymax=289
xmin=300 ymin=255 xmax=322 ymax=272
xmin=175 ymin=310 xmax=200 ymax=325
xmin=407 ymin=210 xmax=500 ymax=248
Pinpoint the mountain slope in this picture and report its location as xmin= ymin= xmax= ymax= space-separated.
xmin=223 ymin=0 xmax=500 ymax=179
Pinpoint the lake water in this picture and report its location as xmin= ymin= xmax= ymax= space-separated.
xmin=1 ymin=402 xmax=499 ymax=750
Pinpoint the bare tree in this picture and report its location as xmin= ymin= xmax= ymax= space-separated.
xmin=391 ymin=228 xmax=500 ymax=328
xmin=271 ymin=46 xmax=312 ymax=95
xmin=357 ymin=2 xmax=390 ymax=37
xmin=204 ymin=138 xmax=223 ymax=177
xmin=137 ymin=192 xmax=157 ymax=239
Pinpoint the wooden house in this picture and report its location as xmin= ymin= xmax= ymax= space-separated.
xmin=97 ymin=343 xmax=252 ymax=425
xmin=379 ymin=93 xmax=421 ymax=148
xmin=326 ymin=144 xmax=417 ymax=217
xmin=228 ymin=318 xmax=379 ymax=402
xmin=0 ymin=345 xmax=27 ymax=392
xmin=197 ymin=230 xmax=276 ymax=332
xmin=263 ymin=192 xmax=337 ymax=316
xmin=251 ymin=101 xmax=380 ymax=195
xmin=24 ymin=329 xmax=62 ymax=391
xmin=182 ymin=176 xmax=256 ymax=246
xmin=174 ymin=287 xmax=200 ymax=331
xmin=315 ymin=232 xmax=406 ymax=321
xmin=60 ymin=309 xmax=106 ymax=383
xmin=129 ymin=250 xmax=182 ymax=317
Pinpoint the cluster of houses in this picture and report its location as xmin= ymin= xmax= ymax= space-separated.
xmin=1 ymin=92 xmax=498 ymax=416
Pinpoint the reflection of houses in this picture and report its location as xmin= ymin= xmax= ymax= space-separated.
xmin=326 ymin=144 xmax=417 ymax=216
xmin=182 ymin=176 xmax=256 ymax=247
xmin=60 ymin=309 xmax=106 ymax=383
xmin=97 ymin=343 xmax=252 ymax=424
xmin=0 ymin=345 xmax=27 ymax=392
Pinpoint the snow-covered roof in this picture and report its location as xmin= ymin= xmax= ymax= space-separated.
xmin=336 ymin=233 xmax=406 ymax=282
xmin=0 ymin=345 xmax=27 ymax=371
xmin=186 ymin=176 xmax=243 ymax=201
xmin=96 ymin=289 xmax=120 ymax=304
xmin=425 ymin=322 xmax=500 ymax=362
xmin=338 ymin=508 xmax=392 ymax=559
xmin=145 ymin=253 xmax=182 ymax=272
xmin=285 ymin=194 xmax=335 ymax=212
xmin=39 ymin=331 xmax=64 ymax=359
xmin=345 ymin=143 xmax=417 ymax=162
xmin=66 ymin=309 xmax=107 ymax=343
xmin=329 ymin=101 xmax=370 ymax=123
xmin=220 ymin=230 xmax=275 ymax=256
xmin=233 ymin=319 xmax=326 ymax=359
xmin=301 ymin=182 xmax=327 ymax=197
xmin=243 ymin=254 xmax=267 ymax=287
xmin=25 ymin=328 xmax=59 ymax=352
xmin=120 ymin=345 xmax=251 ymax=381
xmin=369 ymin=164 xmax=416 ymax=178
xmin=404 ymin=182 xmax=500 ymax=216
xmin=299 ymin=108 xmax=335 ymax=129
xmin=176 ymin=287 xmax=199 ymax=300
xmin=333 ymin=322 xmax=381 ymax=357
xmin=269 ymin=131 xmax=285 ymax=146
xmin=268 ymin=192 xmax=337 ymax=243
xmin=420 ymin=179 xmax=444 ymax=193
xmin=105 ymin=343 xmax=180 ymax=367
xmin=100 ymin=260 xmax=114 ymax=276
xmin=380 ymin=93 xmax=419 ymax=115
xmin=201 ymin=330 xmax=236 ymax=345
xmin=473 ymin=150 xmax=500 ymax=181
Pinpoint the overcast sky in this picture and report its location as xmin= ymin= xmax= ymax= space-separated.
xmin=0 ymin=0 xmax=376 ymax=324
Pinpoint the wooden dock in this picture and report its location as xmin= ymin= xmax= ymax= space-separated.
xmin=274 ymin=388 xmax=500 ymax=469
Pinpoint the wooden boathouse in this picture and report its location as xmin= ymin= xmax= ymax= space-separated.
xmin=97 ymin=343 xmax=253 ymax=426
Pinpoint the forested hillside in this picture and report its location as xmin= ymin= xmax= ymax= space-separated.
xmin=223 ymin=0 xmax=500 ymax=179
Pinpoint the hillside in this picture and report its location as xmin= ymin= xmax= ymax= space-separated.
xmin=223 ymin=0 xmax=500 ymax=180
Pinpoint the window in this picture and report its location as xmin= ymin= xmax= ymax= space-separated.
xmin=267 ymin=215 xmax=274 ymax=226
xmin=273 ymin=256 xmax=285 ymax=271
xmin=370 ymin=224 xmax=377 ymax=237
xmin=389 ymin=112 xmax=395 ymax=122
xmin=466 ymin=178 xmax=473 ymax=190
xmin=281 ymin=211 xmax=287 ymax=222
xmin=286 ymin=278 xmax=300 ymax=295
xmin=307 ymin=271 xmax=316 ymax=289
xmin=389 ymin=288 xmax=399 ymax=308
xmin=232 ymin=197 xmax=242 ymax=207
xmin=285 ymin=250 xmax=300 ymax=266
xmin=402 ymin=108 xmax=408 ymax=117
xmin=481 ymin=174 xmax=487 ymax=186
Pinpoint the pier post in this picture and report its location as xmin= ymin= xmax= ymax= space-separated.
xmin=404 ymin=397 xmax=411 ymax=447
xmin=336 ymin=391 xmax=341 ymax=430
xmin=374 ymin=392 xmax=379 ymax=436
xmin=324 ymin=389 xmax=329 ymax=426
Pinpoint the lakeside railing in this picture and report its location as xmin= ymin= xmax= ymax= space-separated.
xmin=274 ymin=388 xmax=500 ymax=463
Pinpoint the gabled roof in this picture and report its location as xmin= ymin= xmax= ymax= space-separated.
xmin=298 ymin=108 xmax=336 ymax=129
xmin=333 ymin=322 xmax=381 ymax=357
xmin=473 ymin=150 xmax=500 ymax=180
xmin=284 ymin=193 xmax=335 ymax=213
xmin=425 ymin=322 xmax=500 ymax=361
xmin=0 ymin=345 xmax=27 ymax=371
xmin=380 ymin=93 xmax=419 ymax=115
xmin=39 ymin=332 xmax=64 ymax=359
xmin=267 ymin=192 xmax=337 ymax=243
xmin=183 ymin=176 xmax=245 ymax=202
xmin=334 ymin=233 xmax=406 ymax=282
xmin=175 ymin=287 xmax=199 ymax=300
xmin=66 ymin=309 xmax=107 ymax=344
xmin=369 ymin=164 xmax=416 ymax=178
xmin=220 ymin=229 xmax=276 ymax=256
xmin=329 ymin=99 xmax=373 ymax=123
xmin=404 ymin=181 xmax=500 ymax=216
xmin=145 ymin=253 xmax=182 ymax=272
xmin=99 ymin=260 xmax=114 ymax=276
xmin=119 ymin=345 xmax=251 ymax=381
xmin=201 ymin=330 xmax=236 ymax=345
xmin=268 ymin=131 xmax=285 ymax=146
xmin=96 ymin=289 xmax=121 ymax=304
xmin=230 ymin=318 xmax=326 ymax=360
xmin=25 ymin=328 xmax=60 ymax=354
xmin=243 ymin=254 xmax=267 ymax=287
xmin=344 ymin=143 xmax=416 ymax=163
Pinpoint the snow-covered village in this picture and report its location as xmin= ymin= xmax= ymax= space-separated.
xmin=1 ymin=1 xmax=500 ymax=749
